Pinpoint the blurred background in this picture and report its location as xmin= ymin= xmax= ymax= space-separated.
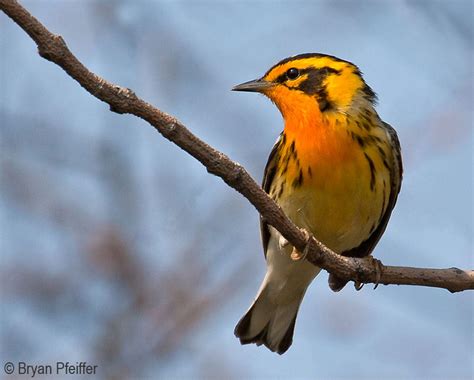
xmin=0 ymin=0 xmax=472 ymax=379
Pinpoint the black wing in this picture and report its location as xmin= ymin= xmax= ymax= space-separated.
xmin=342 ymin=122 xmax=403 ymax=258
xmin=260 ymin=132 xmax=284 ymax=256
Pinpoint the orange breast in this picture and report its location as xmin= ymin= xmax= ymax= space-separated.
xmin=283 ymin=110 xmax=360 ymax=188
xmin=273 ymin=114 xmax=383 ymax=252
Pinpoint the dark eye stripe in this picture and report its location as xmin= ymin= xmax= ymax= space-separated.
xmin=274 ymin=66 xmax=340 ymax=85
xmin=297 ymin=67 xmax=341 ymax=94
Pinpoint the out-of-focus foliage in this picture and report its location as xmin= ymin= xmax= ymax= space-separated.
xmin=0 ymin=1 xmax=472 ymax=379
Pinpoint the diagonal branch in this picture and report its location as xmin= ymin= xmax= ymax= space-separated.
xmin=1 ymin=0 xmax=472 ymax=293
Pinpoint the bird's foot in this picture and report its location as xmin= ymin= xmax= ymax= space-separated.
xmin=353 ymin=256 xmax=384 ymax=291
xmin=290 ymin=228 xmax=311 ymax=261
xmin=278 ymin=235 xmax=289 ymax=250
xmin=370 ymin=256 xmax=384 ymax=289
xmin=290 ymin=247 xmax=304 ymax=261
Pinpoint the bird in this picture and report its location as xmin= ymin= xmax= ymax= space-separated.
xmin=232 ymin=53 xmax=402 ymax=354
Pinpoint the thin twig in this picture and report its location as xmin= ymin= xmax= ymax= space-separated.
xmin=1 ymin=0 xmax=472 ymax=293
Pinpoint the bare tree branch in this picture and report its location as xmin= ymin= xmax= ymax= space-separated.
xmin=1 ymin=0 xmax=472 ymax=293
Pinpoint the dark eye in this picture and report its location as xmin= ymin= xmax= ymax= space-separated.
xmin=286 ymin=68 xmax=300 ymax=80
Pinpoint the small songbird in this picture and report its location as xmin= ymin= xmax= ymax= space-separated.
xmin=232 ymin=53 xmax=402 ymax=354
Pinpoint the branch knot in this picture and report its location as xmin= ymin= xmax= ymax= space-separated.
xmin=229 ymin=164 xmax=244 ymax=184
xmin=38 ymin=35 xmax=67 ymax=62
xmin=165 ymin=121 xmax=179 ymax=138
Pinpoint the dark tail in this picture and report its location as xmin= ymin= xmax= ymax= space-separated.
xmin=234 ymin=284 xmax=303 ymax=355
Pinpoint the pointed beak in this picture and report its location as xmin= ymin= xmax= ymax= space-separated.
xmin=232 ymin=78 xmax=275 ymax=93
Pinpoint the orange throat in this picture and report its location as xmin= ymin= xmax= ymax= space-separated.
xmin=281 ymin=111 xmax=359 ymax=184
xmin=266 ymin=85 xmax=358 ymax=171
